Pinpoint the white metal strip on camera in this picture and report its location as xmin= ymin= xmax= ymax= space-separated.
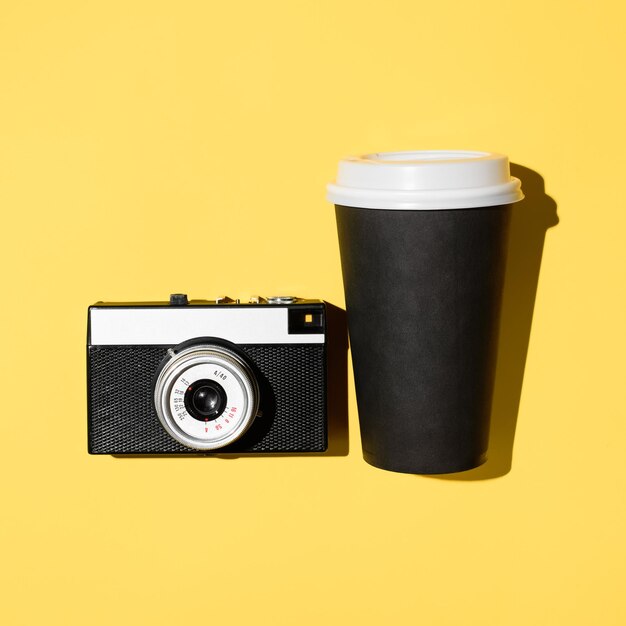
xmin=89 ymin=307 xmax=325 ymax=345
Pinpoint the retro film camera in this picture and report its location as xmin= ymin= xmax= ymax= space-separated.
xmin=87 ymin=294 xmax=327 ymax=454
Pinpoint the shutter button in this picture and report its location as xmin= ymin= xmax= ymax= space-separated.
xmin=170 ymin=294 xmax=189 ymax=306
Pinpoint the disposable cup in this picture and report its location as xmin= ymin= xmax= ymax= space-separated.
xmin=328 ymin=151 xmax=523 ymax=474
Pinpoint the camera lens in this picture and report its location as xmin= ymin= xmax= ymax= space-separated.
xmin=184 ymin=379 xmax=227 ymax=421
xmin=154 ymin=342 xmax=260 ymax=450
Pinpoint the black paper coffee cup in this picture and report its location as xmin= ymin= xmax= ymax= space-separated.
xmin=328 ymin=151 xmax=524 ymax=474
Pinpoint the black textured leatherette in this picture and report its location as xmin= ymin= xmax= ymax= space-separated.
xmin=88 ymin=344 xmax=327 ymax=454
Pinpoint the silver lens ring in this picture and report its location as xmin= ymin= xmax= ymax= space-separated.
xmin=154 ymin=344 xmax=260 ymax=450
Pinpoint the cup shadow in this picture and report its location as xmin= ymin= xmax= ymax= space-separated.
xmin=430 ymin=164 xmax=558 ymax=480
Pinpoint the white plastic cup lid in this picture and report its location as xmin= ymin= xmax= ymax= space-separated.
xmin=327 ymin=150 xmax=523 ymax=210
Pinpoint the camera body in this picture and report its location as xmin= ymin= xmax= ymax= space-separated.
xmin=87 ymin=295 xmax=327 ymax=454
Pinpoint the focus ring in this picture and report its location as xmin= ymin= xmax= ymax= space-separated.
xmin=154 ymin=344 xmax=260 ymax=450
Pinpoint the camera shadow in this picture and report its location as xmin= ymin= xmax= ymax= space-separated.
xmin=322 ymin=302 xmax=350 ymax=456
xmin=430 ymin=164 xmax=558 ymax=481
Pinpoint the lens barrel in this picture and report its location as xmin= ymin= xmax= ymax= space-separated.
xmin=153 ymin=342 xmax=260 ymax=450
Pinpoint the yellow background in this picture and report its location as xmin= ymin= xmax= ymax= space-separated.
xmin=1 ymin=1 xmax=625 ymax=624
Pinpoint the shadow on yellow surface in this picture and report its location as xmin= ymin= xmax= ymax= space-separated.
xmin=323 ymin=302 xmax=350 ymax=456
xmin=432 ymin=164 xmax=559 ymax=481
